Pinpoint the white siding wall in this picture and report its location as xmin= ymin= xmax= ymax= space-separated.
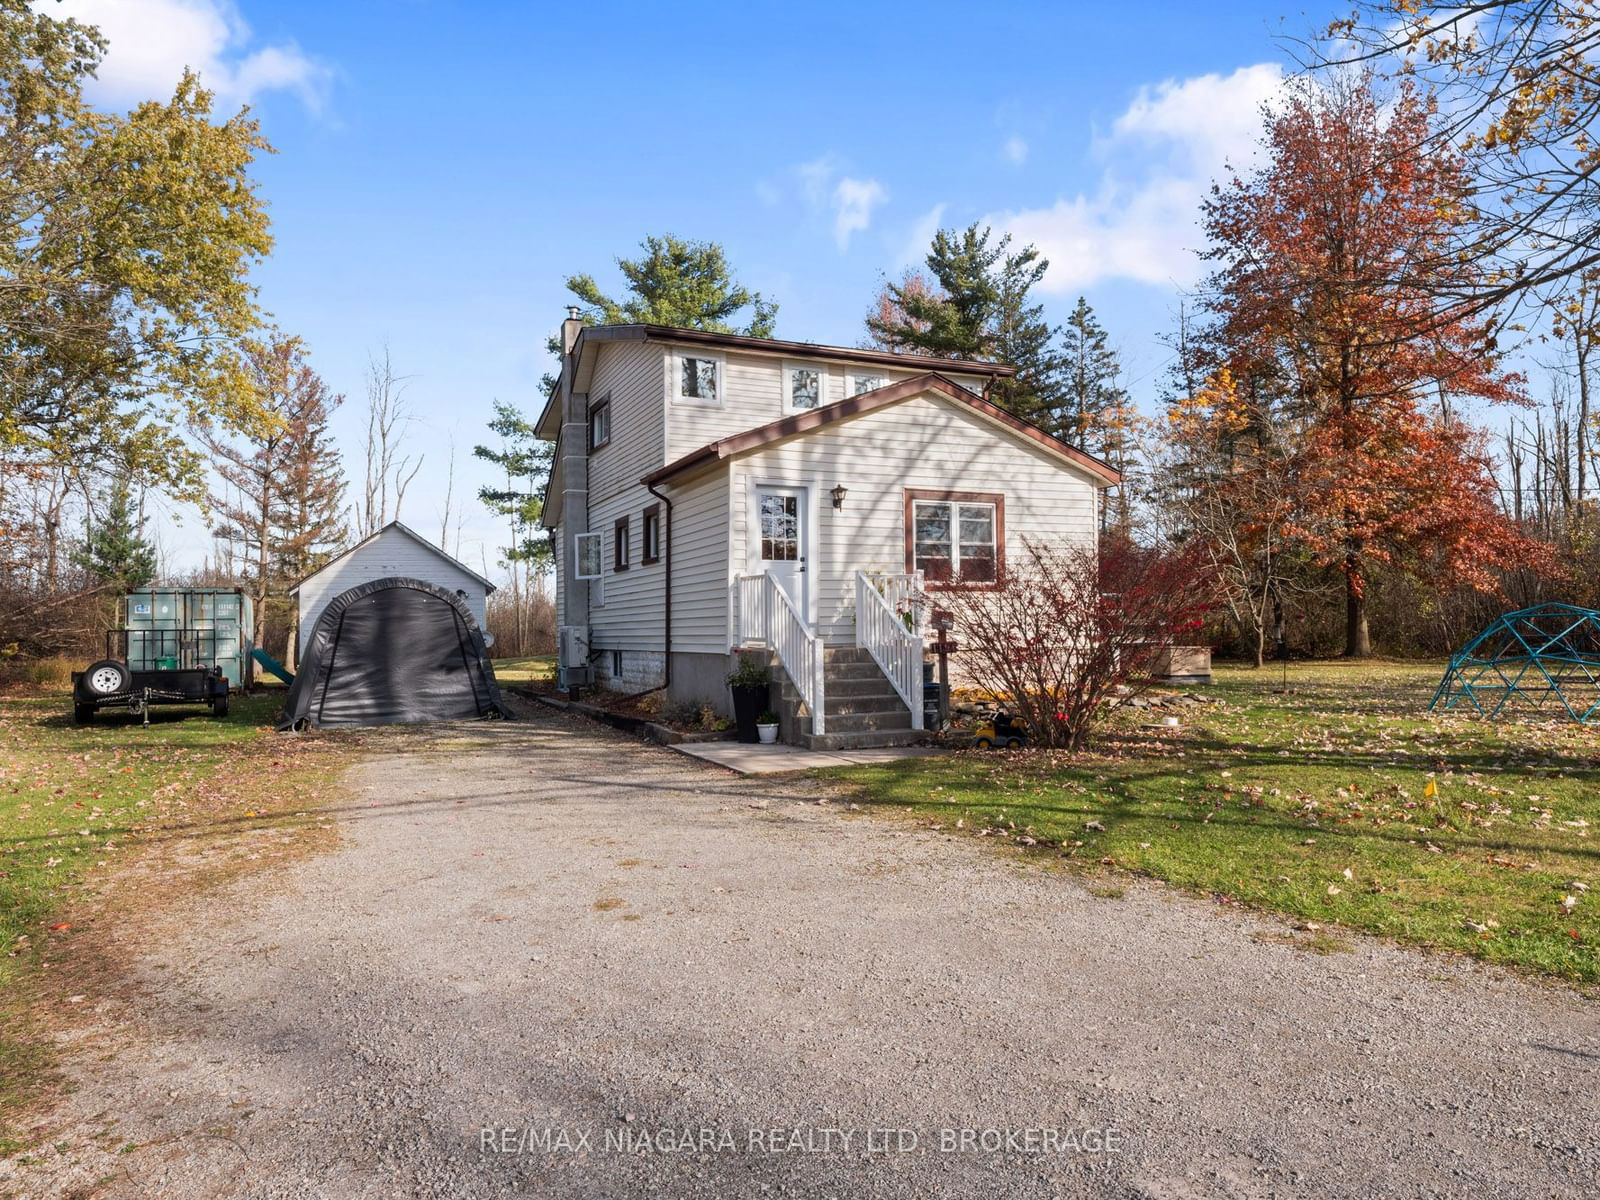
xmin=582 ymin=340 xmax=668 ymax=655
xmin=662 ymin=342 xmax=990 ymax=462
xmin=294 ymin=526 xmax=489 ymax=658
xmin=668 ymin=466 xmax=732 ymax=654
xmin=729 ymin=393 xmax=1101 ymax=644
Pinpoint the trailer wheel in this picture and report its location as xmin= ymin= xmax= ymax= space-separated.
xmin=82 ymin=659 xmax=130 ymax=696
xmin=212 ymin=695 xmax=230 ymax=719
xmin=73 ymin=702 xmax=95 ymax=725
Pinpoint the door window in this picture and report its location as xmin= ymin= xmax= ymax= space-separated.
xmin=759 ymin=493 xmax=799 ymax=562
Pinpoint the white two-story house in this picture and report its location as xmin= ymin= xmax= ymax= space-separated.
xmin=536 ymin=312 xmax=1119 ymax=749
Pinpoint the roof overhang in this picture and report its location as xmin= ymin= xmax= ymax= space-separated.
xmin=641 ymin=372 xmax=1122 ymax=489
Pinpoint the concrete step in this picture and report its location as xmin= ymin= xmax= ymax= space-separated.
xmin=804 ymin=728 xmax=923 ymax=751
xmin=822 ymin=646 xmax=876 ymax=664
xmin=824 ymin=694 xmax=909 ymax=716
xmin=819 ymin=711 xmax=914 ymax=735
xmin=823 ymin=660 xmax=888 ymax=681
xmin=822 ymin=677 xmax=906 ymax=699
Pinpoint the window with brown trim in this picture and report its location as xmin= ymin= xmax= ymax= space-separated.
xmin=588 ymin=397 xmax=611 ymax=451
xmin=640 ymin=503 xmax=661 ymax=565
xmin=613 ymin=515 xmax=630 ymax=572
xmin=904 ymin=489 xmax=1004 ymax=586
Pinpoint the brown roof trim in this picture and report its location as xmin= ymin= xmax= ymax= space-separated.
xmin=578 ymin=323 xmax=1016 ymax=379
xmin=641 ymin=372 xmax=1122 ymax=488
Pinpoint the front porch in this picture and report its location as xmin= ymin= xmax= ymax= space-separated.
xmin=733 ymin=570 xmax=928 ymax=749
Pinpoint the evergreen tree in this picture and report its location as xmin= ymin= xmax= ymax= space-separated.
xmin=201 ymin=335 xmax=346 ymax=652
xmin=275 ymin=367 xmax=347 ymax=585
xmin=73 ymin=475 xmax=157 ymax=593
xmin=865 ymin=223 xmax=1060 ymax=426
xmin=564 ymin=235 xmax=777 ymax=336
xmin=1057 ymin=298 xmax=1139 ymax=530
xmin=473 ymin=400 xmax=552 ymax=571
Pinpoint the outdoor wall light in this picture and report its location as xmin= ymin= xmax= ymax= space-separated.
xmin=831 ymin=483 xmax=848 ymax=510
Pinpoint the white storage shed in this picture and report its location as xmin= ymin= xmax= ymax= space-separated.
xmin=288 ymin=522 xmax=497 ymax=668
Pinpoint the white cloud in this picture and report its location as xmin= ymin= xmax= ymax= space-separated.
xmin=779 ymin=156 xmax=887 ymax=251
xmin=46 ymin=0 xmax=330 ymax=111
xmin=986 ymin=63 xmax=1284 ymax=292
xmin=1002 ymin=135 xmax=1029 ymax=165
xmin=831 ymin=177 xmax=888 ymax=250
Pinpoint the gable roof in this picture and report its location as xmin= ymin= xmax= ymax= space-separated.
xmin=535 ymin=323 xmax=1018 ymax=439
xmin=641 ymin=372 xmax=1122 ymax=488
xmin=288 ymin=521 xmax=498 ymax=594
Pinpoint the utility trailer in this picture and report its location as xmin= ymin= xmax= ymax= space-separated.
xmin=71 ymin=588 xmax=254 ymax=725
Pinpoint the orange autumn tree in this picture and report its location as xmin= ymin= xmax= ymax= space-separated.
xmin=1198 ymin=74 xmax=1545 ymax=656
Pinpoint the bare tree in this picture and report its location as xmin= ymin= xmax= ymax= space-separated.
xmin=935 ymin=537 xmax=1215 ymax=751
xmin=356 ymin=346 xmax=423 ymax=537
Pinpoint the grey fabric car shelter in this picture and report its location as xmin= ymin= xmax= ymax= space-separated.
xmin=277 ymin=577 xmax=508 ymax=730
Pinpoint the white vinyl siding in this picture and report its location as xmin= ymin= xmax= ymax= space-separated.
xmin=578 ymin=341 xmax=669 ymax=655
xmin=663 ymin=343 xmax=992 ymax=461
xmin=728 ymin=392 xmax=1099 ymax=644
xmin=667 ymin=466 xmax=732 ymax=654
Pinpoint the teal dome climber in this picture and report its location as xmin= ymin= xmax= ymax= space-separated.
xmin=1430 ymin=603 xmax=1600 ymax=723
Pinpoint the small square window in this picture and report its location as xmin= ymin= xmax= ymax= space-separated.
xmin=575 ymin=532 xmax=602 ymax=579
xmin=641 ymin=504 xmax=661 ymax=564
xmin=851 ymin=372 xmax=888 ymax=396
xmin=786 ymin=362 xmax=824 ymax=412
xmin=588 ymin=398 xmax=611 ymax=451
xmin=678 ymin=354 xmax=721 ymax=404
xmin=613 ymin=516 xmax=630 ymax=572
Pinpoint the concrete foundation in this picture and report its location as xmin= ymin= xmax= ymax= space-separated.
xmin=666 ymin=651 xmax=736 ymax=716
xmin=594 ymin=648 xmax=667 ymax=692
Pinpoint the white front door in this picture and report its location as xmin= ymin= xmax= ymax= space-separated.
xmin=754 ymin=485 xmax=809 ymax=625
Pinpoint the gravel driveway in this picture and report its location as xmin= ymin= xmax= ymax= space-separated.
xmin=15 ymin=704 xmax=1599 ymax=1198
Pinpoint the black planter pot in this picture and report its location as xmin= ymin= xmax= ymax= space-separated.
xmin=730 ymin=683 xmax=770 ymax=744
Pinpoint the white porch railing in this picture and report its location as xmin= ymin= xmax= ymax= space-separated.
xmin=855 ymin=570 xmax=925 ymax=730
xmin=734 ymin=572 xmax=825 ymax=736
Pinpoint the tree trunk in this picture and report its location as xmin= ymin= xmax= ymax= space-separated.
xmin=1344 ymin=556 xmax=1371 ymax=658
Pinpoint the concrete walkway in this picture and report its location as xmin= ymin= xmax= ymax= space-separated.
xmin=671 ymin=739 xmax=943 ymax=774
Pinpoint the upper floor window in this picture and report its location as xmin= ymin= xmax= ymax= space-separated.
xmin=905 ymin=490 xmax=1003 ymax=586
xmin=850 ymin=372 xmax=888 ymax=396
xmin=641 ymin=504 xmax=661 ymax=564
xmin=587 ymin=398 xmax=611 ymax=451
xmin=677 ymin=353 xmax=722 ymax=405
xmin=785 ymin=362 xmax=825 ymax=412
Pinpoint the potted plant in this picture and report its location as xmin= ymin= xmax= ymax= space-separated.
xmin=726 ymin=652 xmax=772 ymax=744
xmin=756 ymin=710 xmax=780 ymax=744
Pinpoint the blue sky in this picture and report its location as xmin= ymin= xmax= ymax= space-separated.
xmin=58 ymin=0 xmax=1320 ymax=575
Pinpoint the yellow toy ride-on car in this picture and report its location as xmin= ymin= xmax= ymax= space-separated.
xmin=972 ymin=710 xmax=1028 ymax=749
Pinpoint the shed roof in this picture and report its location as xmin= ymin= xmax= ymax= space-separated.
xmin=288 ymin=521 xmax=498 ymax=595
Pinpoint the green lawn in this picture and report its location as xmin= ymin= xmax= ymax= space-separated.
xmin=493 ymin=654 xmax=555 ymax=686
xmin=0 ymin=690 xmax=350 ymax=1149
xmin=831 ymin=659 xmax=1600 ymax=983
